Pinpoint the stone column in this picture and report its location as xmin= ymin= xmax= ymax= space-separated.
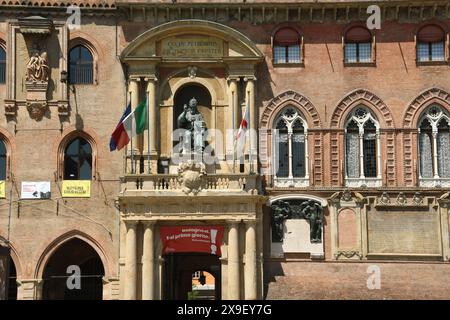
xmin=432 ymin=131 xmax=439 ymax=179
xmin=245 ymin=77 xmax=257 ymax=171
xmin=141 ymin=221 xmax=155 ymax=300
xmin=227 ymin=77 xmax=239 ymax=171
xmin=129 ymin=77 xmax=141 ymax=173
xmin=146 ymin=77 xmax=158 ymax=173
xmin=376 ymin=132 xmax=382 ymax=179
xmin=227 ymin=220 xmax=240 ymax=300
xmin=244 ymin=220 xmax=257 ymax=300
xmin=359 ymin=131 xmax=365 ymax=179
xmin=124 ymin=220 xmax=138 ymax=300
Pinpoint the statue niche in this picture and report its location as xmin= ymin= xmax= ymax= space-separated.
xmin=24 ymin=45 xmax=51 ymax=121
xmin=177 ymin=97 xmax=208 ymax=155
xmin=271 ymin=199 xmax=323 ymax=243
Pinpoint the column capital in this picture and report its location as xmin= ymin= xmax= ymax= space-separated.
xmin=226 ymin=219 xmax=241 ymax=226
xmin=226 ymin=76 xmax=240 ymax=82
xmin=128 ymin=75 xmax=142 ymax=82
xmin=124 ymin=220 xmax=139 ymax=227
xmin=243 ymin=75 xmax=257 ymax=82
xmin=141 ymin=220 xmax=156 ymax=227
xmin=144 ymin=75 xmax=158 ymax=82
xmin=242 ymin=218 xmax=257 ymax=227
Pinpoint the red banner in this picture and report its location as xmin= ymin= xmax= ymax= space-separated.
xmin=160 ymin=226 xmax=224 ymax=256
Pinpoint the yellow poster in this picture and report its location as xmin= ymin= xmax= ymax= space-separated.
xmin=0 ymin=181 xmax=5 ymax=198
xmin=62 ymin=180 xmax=91 ymax=198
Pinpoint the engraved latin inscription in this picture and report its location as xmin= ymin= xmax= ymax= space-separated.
xmin=367 ymin=210 xmax=441 ymax=255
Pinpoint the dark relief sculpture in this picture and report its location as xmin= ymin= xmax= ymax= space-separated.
xmin=271 ymin=199 xmax=323 ymax=243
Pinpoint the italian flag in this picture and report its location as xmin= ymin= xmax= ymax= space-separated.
xmin=110 ymin=98 xmax=148 ymax=151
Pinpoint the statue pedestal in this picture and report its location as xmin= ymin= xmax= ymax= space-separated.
xmin=25 ymin=81 xmax=48 ymax=121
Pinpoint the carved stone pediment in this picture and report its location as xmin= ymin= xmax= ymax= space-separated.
xmin=177 ymin=161 xmax=207 ymax=195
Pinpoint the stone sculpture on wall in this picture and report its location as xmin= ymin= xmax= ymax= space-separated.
xmin=26 ymin=50 xmax=50 ymax=82
xmin=270 ymin=199 xmax=323 ymax=243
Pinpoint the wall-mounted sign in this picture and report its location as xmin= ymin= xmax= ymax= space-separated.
xmin=161 ymin=36 xmax=223 ymax=58
xmin=0 ymin=181 xmax=5 ymax=198
xmin=21 ymin=181 xmax=51 ymax=199
xmin=62 ymin=180 xmax=91 ymax=198
xmin=160 ymin=226 xmax=224 ymax=256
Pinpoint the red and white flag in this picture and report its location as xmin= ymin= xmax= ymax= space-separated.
xmin=235 ymin=99 xmax=250 ymax=157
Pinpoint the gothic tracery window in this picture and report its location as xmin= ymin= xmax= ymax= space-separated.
xmin=345 ymin=107 xmax=381 ymax=186
xmin=0 ymin=139 xmax=7 ymax=180
xmin=418 ymin=105 xmax=450 ymax=185
xmin=273 ymin=107 xmax=308 ymax=187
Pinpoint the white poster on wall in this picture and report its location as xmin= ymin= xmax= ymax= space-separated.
xmin=21 ymin=181 xmax=51 ymax=199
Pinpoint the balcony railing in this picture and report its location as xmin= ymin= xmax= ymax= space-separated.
xmin=120 ymin=173 xmax=258 ymax=194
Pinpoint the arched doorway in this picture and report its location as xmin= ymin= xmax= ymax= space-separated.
xmin=163 ymin=253 xmax=221 ymax=300
xmin=42 ymin=238 xmax=105 ymax=300
xmin=0 ymin=247 xmax=17 ymax=300
xmin=8 ymin=258 xmax=17 ymax=300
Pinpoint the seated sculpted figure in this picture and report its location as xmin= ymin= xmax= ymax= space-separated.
xmin=177 ymin=97 xmax=207 ymax=154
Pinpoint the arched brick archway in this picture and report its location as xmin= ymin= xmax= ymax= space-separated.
xmin=403 ymin=87 xmax=450 ymax=128
xmin=34 ymin=231 xmax=111 ymax=300
xmin=330 ymin=89 xmax=394 ymax=129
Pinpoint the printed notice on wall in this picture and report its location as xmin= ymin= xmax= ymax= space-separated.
xmin=160 ymin=226 xmax=224 ymax=256
xmin=21 ymin=181 xmax=51 ymax=199
xmin=62 ymin=180 xmax=91 ymax=198
xmin=0 ymin=181 xmax=5 ymax=198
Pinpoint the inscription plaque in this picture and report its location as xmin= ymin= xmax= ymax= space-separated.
xmin=161 ymin=36 xmax=223 ymax=58
xmin=367 ymin=210 xmax=441 ymax=255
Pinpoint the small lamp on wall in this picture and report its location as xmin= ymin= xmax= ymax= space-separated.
xmin=60 ymin=70 xmax=68 ymax=83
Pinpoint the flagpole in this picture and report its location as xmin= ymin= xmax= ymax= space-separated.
xmin=248 ymin=90 xmax=253 ymax=174
xmin=147 ymin=91 xmax=151 ymax=174
xmin=130 ymin=91 xmax=134 ymax=174
xmin=231 ymin=90 xmax=235 ymax=174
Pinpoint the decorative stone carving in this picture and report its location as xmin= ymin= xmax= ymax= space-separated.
xmin=188 ymin=65 xmax=197 ymax=79
xmin=378 ymin=192 xmax=390 ymax=205
xmin=177 ymin=161 xmax=207 ymax=195
xmin=26 ymin=50 xmax=49 ymax=82
xmin=334 ymin=250 xmax=363 ymax=260
xmin=24 ymin=46 xmax=50 ymax=121
xmin=396 ymin=192 xmax=407 ymax=205
xmin=270 ymin=199 xmax=323 ymax=243
xmin=341 ymin=189 xmax=353 ymax=202
xmin=412 ymin=192 xmax=423 ymax=205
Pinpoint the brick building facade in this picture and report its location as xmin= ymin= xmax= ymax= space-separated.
xmin=0 ymin=0 xmax=449 ymax=300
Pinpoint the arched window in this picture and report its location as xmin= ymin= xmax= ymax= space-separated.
xmin=69 ymin=45 xmax=94 ymax=84
xmin=273 ymin=28 xmax=302 ymax=64
xmin=418 ymin=105 xmax=450 ymax=187
xmin=344 ymin=26 xmax=373 ymax=63
xmin=273 ymin=107 xmax=309 ymax=187
xmin=416 ymin=25 xmax=446 ymax=62
xmin=64 ymin=137 xmax=92 ymax=180
xmin=345 ymin=107 xmax=381 ymax=187
xmin=0 ymin=140 xmax=6 ymax=180
xmin=0 ymin=46 xmax=5 ymax=84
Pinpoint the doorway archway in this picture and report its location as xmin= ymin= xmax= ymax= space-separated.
xmin=163 ymin=253 xmax=221 ymax=300
xmin=42 ymin=238 xmax=105 ymax=300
